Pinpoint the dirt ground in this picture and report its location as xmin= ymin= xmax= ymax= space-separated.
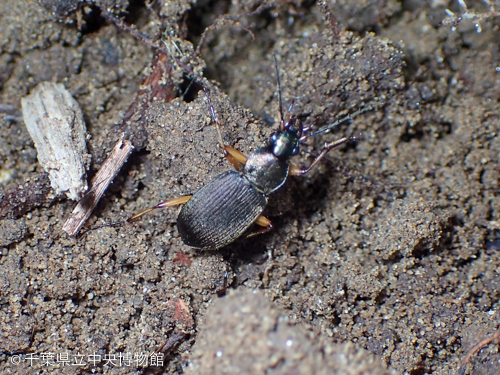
xmin=1 ymin=0 xmax=500 ymax=374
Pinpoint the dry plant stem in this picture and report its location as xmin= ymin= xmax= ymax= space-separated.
xmin=195 ymin=14 xmax=256 ymax=56
xmin=442 ymin=0 xmax=500 ymax=29
xmin=317 ymin=0 xmax=340 ymax=37
xmin=62 ymin=135 xmax=133 ymax=236
xmin=100 ymin=9 xmax=165 ymax=54
xmin=458 ymin=327 xmax=500 ymax=375
xmin=141 ymin=333 xmax=186 ymax=375
xmin=156 ymin=333 xmax=186 ymax=355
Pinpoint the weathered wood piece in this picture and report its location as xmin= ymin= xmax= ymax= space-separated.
xmin=21 ymin=82 xmax=90 ymax=200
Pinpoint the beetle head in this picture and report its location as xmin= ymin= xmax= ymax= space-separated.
xmin=269 ymin=117 xmax=302 ymax=161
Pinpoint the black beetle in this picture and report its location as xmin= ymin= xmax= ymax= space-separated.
xmin=86 ymin=68 xmax=364 ymax=249
xmin=172 ymin=88 xmax=352 ymax=249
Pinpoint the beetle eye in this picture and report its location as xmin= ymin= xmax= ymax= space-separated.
xmin=292 ymin=146 xmax=300 ymax=156
xmin=270 ymin=133 xmax=278 ymax=143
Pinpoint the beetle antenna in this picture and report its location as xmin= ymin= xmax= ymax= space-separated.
xmin=302 ymin=105 xmax=375 ymax=140
xmin=202 ymin=87 xmax=226 ymax=151
xmin=273 ymin=55 xmax=286 ymax=131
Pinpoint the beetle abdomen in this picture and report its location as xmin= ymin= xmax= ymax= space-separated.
xmin=177 ymin=171 xmax=267 ymax=249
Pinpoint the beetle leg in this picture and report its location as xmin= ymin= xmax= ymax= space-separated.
xmin=202 ymin=87 xmax=249 ymax=170
xmin=289 ymin=136 xmax=352 ymax=176
xmin=82 ymin=195 xmax=192 ymax=233
xmin=128 ymin=195 xmax=192 ymax=221
xmin=246 ymin=215 xmax=274 ymax=238
xmin=223 ymin=145 xmax=247 ymax=170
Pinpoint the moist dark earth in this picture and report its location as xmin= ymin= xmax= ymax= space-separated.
xmin=1 ymin=0 xmax=500 ymax=374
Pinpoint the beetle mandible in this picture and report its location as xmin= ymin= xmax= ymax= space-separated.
xmin=87 ymin=63 xmax=363 ymax=250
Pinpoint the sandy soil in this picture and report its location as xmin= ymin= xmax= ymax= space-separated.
xmin=1 ymin=0 xmax=500 ymax=374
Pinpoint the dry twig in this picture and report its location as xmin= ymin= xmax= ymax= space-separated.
xmin=62 ymin=134 xmax=133 ymax=236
